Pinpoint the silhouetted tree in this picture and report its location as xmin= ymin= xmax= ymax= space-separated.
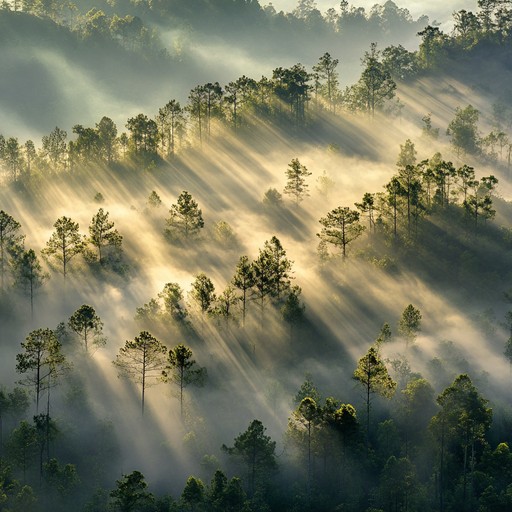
xmin=162 ymin=344 xmax=206 ymax=418
xmin=42 ymin=216 xmax=85 ymax=279
xmin=41 ymin=127 xmax=67 ymax=171
xmin=318 ymin=206 xmax=364 ymax=258
xmin=281 ymin=285 xmax=305 ymax=339
xmin=165 ymin=191 xmax=204 ymax=240
xmin=126 ymin=114 xmax=159 ymax=158
xmin=96 ymin=116 xmax=118 ymax=164
xmin=398 ymin=304 xmax=422 ymax=350
xmin=447 ymin=105 xmax=480 ymax=156
xmin=16 ymin=328 xmax=68 ymax=413
xmin=232 ymin=256 xmax=255 ymax=327
xmin=190 ymin=273 xmax=216 ymax=321
xmin=346 ymin=42 xmax=396 ymax=116
xmin=181 ymin=476 xmax=205 ymax=511
xmin=287 ymin=397 xmax=319 ymax=497
xmin=430 ymin=374 xmax=492 ymax=512
xmin=0 ymin=210 xmax=24 ymax=292
xmin=88 ymin=209 xmax=122 ymax=263
xmin=355 ymin=192 xmax=376 ymax=233
xmin=68 ymin=304 xmax=106 ymax=353
xmin=283 ymin=158 xmax=312 ymax=205
xmin=110 ymin=471 xmax=154 ymax=512
xmin=113 ymin=331 xmax=167 ymax=415
xmin=222 ymin=419 xmax=277 ymax=496
xmin=158 ymin=282 xmax=187 ymax=321
xmin=12 ymin=249 xmax=46 ymax=320
xmin=157 ymin=100 xmax=185 ymax=156
xmin=353 ymin=345 xmax=396 ymax=447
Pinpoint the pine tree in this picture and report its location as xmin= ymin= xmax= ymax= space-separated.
xmin=222 ymin=419 xmax=277 ymax=496
xmin=88 ymin=209 xmax=122 ymax=263
xmin=232 ymin=256 xmax=255 ymax=327
xmin=68 ymin=304 xmax=106 ymax=353
xmin=317 ymin=207 xmax=365 ymax=258
xmin=16 ymin=328 xmax=69 ymax=413
xmin=42 ymin=216 xmax=85 ymax=279
xmin=398 ymin=304 xmax=422 ymax=350
xmin=162 ymin=344 xmax=206 ymax=418
xmin=353 ymin=345 xmax=396 ymax=447
xmin=0 ymin=210 xmax=24 ymax=292
xmin=283 ymin=158 xmax=312 ymax=205
xmin=165 ymin=191 xmax=204 ymax=239
xmin=113 ymin=331 xmax=167 ymax=415
xmin=13 ymin=249 xmax=47 ymax=320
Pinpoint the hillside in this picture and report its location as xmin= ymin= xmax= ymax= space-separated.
xmin=2 ymin=2 xmax=512 ymax=512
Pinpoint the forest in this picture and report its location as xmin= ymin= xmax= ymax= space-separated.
xmin=3 ymin=0 xmax=512 ymax=511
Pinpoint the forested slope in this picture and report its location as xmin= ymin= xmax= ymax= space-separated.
xmin=2 ymin=1 xmax=512 ymax=512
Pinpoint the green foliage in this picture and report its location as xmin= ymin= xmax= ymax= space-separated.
xmin=353 ymin=345 xmax=396 ymax=443
xmin=396 ymin=139 xmax=417 ymax=169
xmin=12 ymin=248 xmax=46 ymax=317
xmin=283 ymin=158 xmax=312 ymax=205
xmin=162 ymin=344 xmax=206 ymax=417
xmin=355 ymin=192 xmax=376 ymax=233
xmin=158 ymin=282 xmax=187 ymax=321
xmin=134 ymin=298 xmax=161 ymax=325
xmin=432 ymin=374 xmax=492 ymax=444
xmin=375 ymin=322 xmax=392 ymax=348
xmin=6 ymin=421 xmax=38 ymax=480
xmin=88 ymin=208 xmax=122 ymax=263
xmin=318 ymin=206 xmax=365 ymax=258
xmin=190 ymin=273 xmax=216 ymax=317
xmin=126 ymin=114 xmax=159 ymax=158
xmin=251 ymin=237 xmax=293 ymax=317
xmin=281 ymin=285 xmax=305 ymax=337
xmin=398 ymin=304 xmax=422 ymax=348
xmin=181 ymin=476 xmax=205 ymax=511
xmin=312 ymin=52 xmax=340 ymax=112
xmin=396 ymin=377 xmax=436 ymax=449
xmin=344 ymin=42 xmax=396 ymax=115
xmin=211 ymin=220 xmax=238 ymax=248
xmin=41 ymin=127 xmax=67 ymax=171
xmin=354 ymin=347 xmax=396 ymax=399
xmin=165 ymin=191 xmax=204 ymax=240
xmin=157 ymin=100 xmax=185 ymax=156
xmin=447 ymin=105 xmax=480 ymax=156
xmin=294 ymin=374 xmax=321 ymax=406
xmin=0 ymin=210 xmax=24 ymax=291
xmin=43 ymin=458 xmax=79 ymax=497
xmin=223 ymin=419 xmax=277 ymax=495
xmin=417 ymin=25 xmax=448 ymax=68
xmin=0 ymin=387 xmax=29 ymax=426
xmin=212 ymin=285 xmax=239 ymax=326
xmin=379 ymin=456 xmax=418 ymax=511
xmin=421 ymin=113 xmax=439 ymax=139
xmin=232 ymin=256 xmax=255 ymax=327
xmin=15 ymin=328 xmax=68 ymax=412
xmin=113 ymin=331 xmax=167 ymax=415
xmin=382 ymin=44 xmax=418 ymax=80
xmin=463 ymin=176 xmax=497 ymax=228
xmin=110 ymin=471 xmax=154 ymax=512
xmin=68 ymin=304 xmax=106 ymax=353
xmin=42 ymin=216 xmax=85 ymax=278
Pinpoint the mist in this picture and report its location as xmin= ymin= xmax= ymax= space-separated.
xmin=1 ymin=0 xmax=431 ymax=139
xmin=2 ymin=0 xmax=512 ymax=510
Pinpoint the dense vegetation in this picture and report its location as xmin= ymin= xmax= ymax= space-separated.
xmin=3 ymin=1 xmax=512 ymax=512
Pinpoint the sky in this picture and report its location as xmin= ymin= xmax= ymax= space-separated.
xmin=270 ymin=0 xmax=476 ymax=24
